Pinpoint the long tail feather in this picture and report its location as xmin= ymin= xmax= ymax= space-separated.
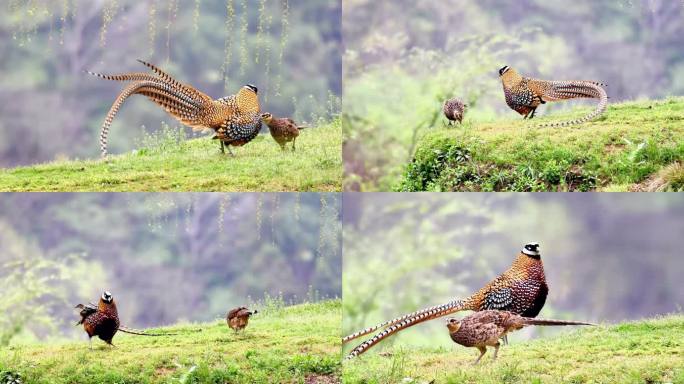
xmin=137 ymin=59 xmax=185 ymax=92
xmin=86 ymin=70 xmax=162 ymax=83
xmin=345 ymin=299 xmax=470 ymax=359
xmin=540 ymin=81 xmax=608 ymax=127
xmin=521 ymin=317 xmax=596 ymax=327
xmin=118 ymin=325 xmax=177 ymax=336
xmin=343 ymin=300 xmax=467 ymax=343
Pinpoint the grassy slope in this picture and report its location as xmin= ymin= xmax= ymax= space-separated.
xmin=343 ymin=314 xmax=684 ymax=384
xmin=0 ymin=300 xmax=341 ymax=384
xmin=0 ymin=120 xmax=341 ymax=192
xmin=399 ymin=97 xmax=684 ymax=192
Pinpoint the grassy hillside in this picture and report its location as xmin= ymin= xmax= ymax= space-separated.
xmin=0 ymin=300 xmax=341 ymax=384
xmin=399 ymin=97 xmax=684 ymax=192
xmin=0 ymin=120 xmax=341 ymax=192
xmin=343 ymin=314 xmax=684 ymax=384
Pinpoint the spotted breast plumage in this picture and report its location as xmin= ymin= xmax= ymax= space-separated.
xmin=87 ymin=60 xmax=261 ymax=157
xmin=499 ymin=65 xmax=607 ymax=127
xmin=344 ymin=242 xmax=548 ymax=358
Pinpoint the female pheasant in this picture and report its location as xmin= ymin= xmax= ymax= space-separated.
xmin=446 ymin=310 xmax=594 ymax=364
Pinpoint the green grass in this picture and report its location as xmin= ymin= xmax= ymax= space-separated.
xmin=399 ymin=97 xmax=684 ymax=191
xmin=343 ymin=314 xmax=684 ymax=384
xmin=0 ymin=119 xmax=341 ymax=192
xmin=0 ymin=300 xmax=341 ymax=384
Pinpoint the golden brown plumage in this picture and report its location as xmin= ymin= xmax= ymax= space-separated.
xmin=260 ymin=112 xmax=307 ymax=151
xmin=88 ymin=60 xmax=261 ymax=157
xmin=344 ymin=242 xmax=548 ymax=358
xmin=499 ymin=65 xmax=607 ymax=126
xmin=226 ymin=307 xmax=257 ymax=332
xmin=447 ymin=310 xmax=594 ymax=364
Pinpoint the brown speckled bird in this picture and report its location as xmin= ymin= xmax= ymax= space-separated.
xmin=226 ymin=307 xmax=258 ymax=332
xmin=499 ymin=66 xmax=607 ymax=127
xmin=447 ymin=310 xmax=594 ymax=364
xmin=260 ymin=113 xmax=307 ymax=151
xmin=344 ymin=242 xmax=548 ymax=358
xmin=443 ymin=98 xmax=467 ymax=125
xmin=87 ymin=60 xmax=261 ymax=157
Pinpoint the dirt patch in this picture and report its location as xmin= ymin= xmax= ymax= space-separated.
xmin=305 ymin=374 xmax=340 ymax=384
xmin=154 ymin=366 xmax=176 ymax=377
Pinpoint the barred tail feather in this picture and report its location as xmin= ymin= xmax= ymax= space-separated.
xmin=86 ymin=70 xmax=163 ymax=83
xmin=343 ymin=300 xmax=467 ymax=343
xmin=99 ymin=81 xmax=202 ymax=157
xmin=345 ymin=299 xmax=469 ymax=359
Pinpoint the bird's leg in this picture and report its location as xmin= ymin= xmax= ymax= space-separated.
xmin=89 ymin=337 xmax=93 ymax=351
xmin=473 ymin=346 xmax=487 ymax=365
xmin=493 ymin=342 xmax=501 ymax=361
xmin=220 ymin=140 xmax=225 ymax=154
xmin=503 ymin=335 xmax=508 ymax=345
xmin=529 ymin=107 xmax=537 ymax=119
xmin=227 ymin=146 xmax=235 ymax=157
xmin=292 ymin=140 xmax=296 ymax=151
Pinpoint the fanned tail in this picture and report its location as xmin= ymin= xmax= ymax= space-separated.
xmin=520 ymin=317 xmax=596 ymax=327
xmin=345 ymin=299 xmax=471 ymax=359
xmin=540 ymin=81 xmax=608 ymax=127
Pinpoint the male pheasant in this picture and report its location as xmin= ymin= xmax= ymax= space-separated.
xmin=88 ymin=60 xmax=261 ymax=157
xmin=498 ymin=65 xmax=607 ymax=126
xmin=75 ymin=291 xmax=171 ymax=349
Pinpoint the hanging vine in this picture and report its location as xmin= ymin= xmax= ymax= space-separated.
xmin=263 ymin=13 xmax=273 ymax=103
xmin=192 ymin=0 xmax=201 ymax=36
xmin=148 ymin=0 xmax=158 ymax=57
xmin=238 ymin=0 xmax=249 ymax=76
xmin=100 ymin=0 xmax=119 ymax=48
xmin=254 ymin=0 xmax=266 ymax=64
xmin=317 ymin=194 xmax=327 ymax=258
xmin=294 ymin=192 xmax=301 ymax=222
xmin=255 ymin=193 xmax=263 ymax=240
xmin=274 ymin=0 xmax=289 ymax=96
xmin=220 ymin=0 xmax=236 ymax=93
xmin=59 ymin=0 xmax=69 ymax=45
xmin=165 ymin=0 xmax=179 ymax=64
xmin=270 ymin=193 xmax=279 ymax=246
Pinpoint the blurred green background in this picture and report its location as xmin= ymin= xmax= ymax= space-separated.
xmin=0 ymin=192 xmax=341 ymax=346
xmin=342 ymin=0 xmax=684 ymax=190
xmin=0 ymin=0 xmax=341 ymax=166
xmin=342 ymin=193 xmax=684 ymax=350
